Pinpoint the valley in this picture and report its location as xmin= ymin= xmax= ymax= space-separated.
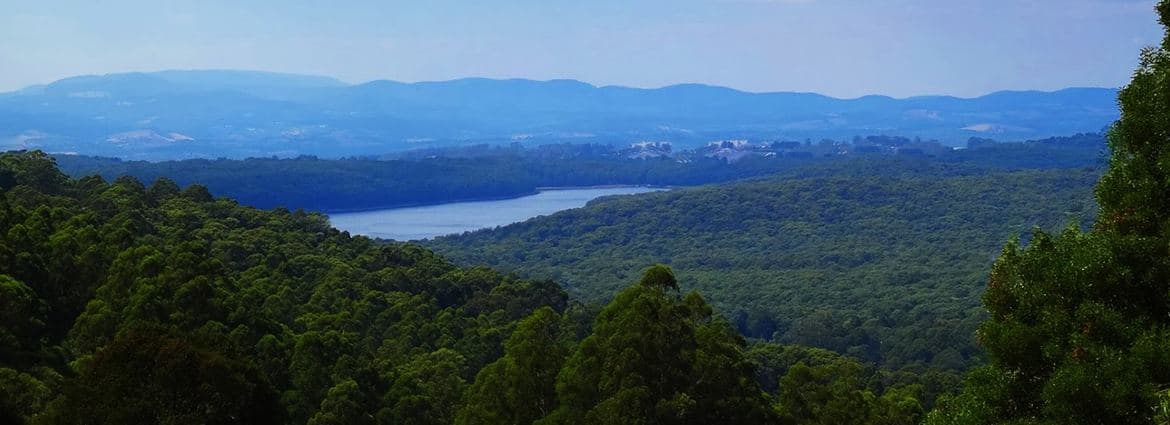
xmin=37 ymin=132 xmax=1107 ymax=376
xmin=5 ymin=0 xmax=1170 ymax=423
xmin=425 ymin=163 xmax=1101 ymax=371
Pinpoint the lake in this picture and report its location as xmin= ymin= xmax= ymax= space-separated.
xmin=328 ymin=186 xmax=665 ymax=240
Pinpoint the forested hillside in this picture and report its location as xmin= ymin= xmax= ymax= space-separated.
xmin=52 ymin=133 xmax=1104 ymax=212
xmin=0 ymin=151 xmax=939 ymax=424
xmin=7 ymin=0 xmax=1170 ymax=422
xmin=53 ymin=153 xmax=817 ymax=211
xmin=428 ymin=162 xmax=1101 ymax=371
xmin=0 ymin=151 xmax=568 ymax=423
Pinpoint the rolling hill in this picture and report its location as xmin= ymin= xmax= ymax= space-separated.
xmin=0 ymin=70 xmax=1119 ymax=159
xmin=425 ymin=160 xmax=1102 ymax=370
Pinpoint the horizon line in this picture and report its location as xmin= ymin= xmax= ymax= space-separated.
xmin=10 ymin=68 xmax=1122 ymax=102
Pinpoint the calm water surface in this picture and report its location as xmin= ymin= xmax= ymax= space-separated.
xmin=328 ymin=187 xmax=664 ymax=240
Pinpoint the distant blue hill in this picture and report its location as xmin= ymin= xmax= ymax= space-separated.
xmin=0 ymin=70 xmax=1119 ymax=160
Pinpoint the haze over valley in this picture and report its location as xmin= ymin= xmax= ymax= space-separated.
xmin=0 ymin=70 xmax=1119 ymax=159
xmin=5 ymin=1 xmax=1170 ymax=424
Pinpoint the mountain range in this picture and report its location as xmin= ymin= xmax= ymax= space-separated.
xmin=0 ymin=70 xmax=1119 ymax=160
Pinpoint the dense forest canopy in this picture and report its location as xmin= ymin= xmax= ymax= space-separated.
xmin=0 ymin=151 xmax=943 ymax=424
xmin=0 ymin=151 xmax=569 ymax=423
xmin=52 ymin=133 xmax=1104 ymax=212
xmin=0 ymin=132 xmax=1113 ymax=424
xmin=427 ymin=162 xmax=1101 ymax=373
xmin=927 ymin=2 xmax=1170 ymax=423
xmin=4 ymin=0 xmax=1170 ymax=421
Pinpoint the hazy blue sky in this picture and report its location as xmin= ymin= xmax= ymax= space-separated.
xmin=0 ymin=0 xmax=1162 ymax=97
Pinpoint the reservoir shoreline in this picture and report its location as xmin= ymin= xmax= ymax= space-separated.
xmin=320 ymin=184 xmax=671 ymax=214
xmin=328 ymin=186 xmax=667 ymax=240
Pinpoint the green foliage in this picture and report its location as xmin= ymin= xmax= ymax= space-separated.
xmin=540 ymin=266 xmax=777 ymax=425
xmin=0 ymin=275 xmax=47 ymax=366
xmin=639 ymin=264 xmax=679 ymax=291
xmin=0 ymin=151 xmax=69 ymax=194
xmin=429 ymin=162 xmax=1100 ymax=371
xmin=3 ymin=138 xmax=1112 ymax=423
xmin=1156 ymin=389 xmax=1170 ymax=425
xmin=39 ymin=328 xmax=284 ymax=425
xmin=776 ymin=359 xmax=922 ymax=425
xmin=747 ymin=343 xmax=848 ymax=395
xmin=0 ymin=367 xmax=56 ymax=425
xmin=778 ymin=361 xmax=870 ymax=424
xmin=382 ymin=349 xmax=467 ymax=425
xmin=747 ymin=343 xmax=927 ymax=425
xmin=458 ymin=307 xmax=574 ymax=425
xmin=308 ymin=379 xmax=373 ymax=425
xmin=0 ymin=150 xmax=568 ymax=423
xmin=928 ymin=2 xmax=1170 ymax=423
xmin=53 ymin=151 xmax=820 ymax=211
xmin=52 ymin=133 xmax=1103 ymax=212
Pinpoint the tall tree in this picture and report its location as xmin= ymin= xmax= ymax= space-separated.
xmin=0 ymin=275 xmax=47 ymax=365
xmin=928 ymin=2 xmax=1170 ymax=424
xmin=540 ymin=265 xmax=777 ymax=425
xmin=37 ymin=328 xmax=284 ymax=425
xmin=457 ymin=306 xmax=573 ymax=425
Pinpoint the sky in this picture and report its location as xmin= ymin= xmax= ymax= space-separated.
xmin=0 ymin=0 xmax=1163 ymax=98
